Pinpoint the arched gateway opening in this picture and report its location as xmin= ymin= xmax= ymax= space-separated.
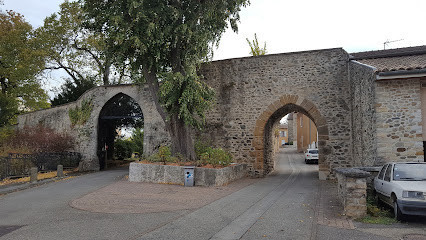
xmin=253 ymin=95 xmax=330 ymax=179
xmin=97 ymin=93 xmax=144 ymax=170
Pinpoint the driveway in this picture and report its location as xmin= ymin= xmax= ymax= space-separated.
xmin=0 ymin=149 xmax=425 ymax=240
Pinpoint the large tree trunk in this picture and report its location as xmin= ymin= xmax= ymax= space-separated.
xmin=143 ymin=68 xmax=196 ymax=161
xmin=167 ymin=114 xmax=196 ymax=160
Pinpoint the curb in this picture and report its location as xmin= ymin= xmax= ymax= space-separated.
xmin=0 ymin=178 xmax=56 ymax=195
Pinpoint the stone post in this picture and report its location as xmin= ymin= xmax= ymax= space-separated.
xmin=335 ymin=168 xmax=370 ymax=218
xmin=57 ymin=165 xmax=64 ymax=178
xmin=30 ymin=167 xmax=38 ymax=183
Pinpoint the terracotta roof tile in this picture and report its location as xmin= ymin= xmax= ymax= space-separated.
xmin=350 ymin=46 xmax=426 ymax=73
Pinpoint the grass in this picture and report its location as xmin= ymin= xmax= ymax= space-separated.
xmin=357 ymin=195 xmax=397 ymax=225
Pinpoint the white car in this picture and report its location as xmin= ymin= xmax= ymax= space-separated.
xmin=374 ymin=162 xmax=426 ymax=220
xmin=304 ymin=149 xmax=318 ymax=164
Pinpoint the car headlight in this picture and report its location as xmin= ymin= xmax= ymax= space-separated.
xmin=402 ymin=191 xmax=426 ymax=200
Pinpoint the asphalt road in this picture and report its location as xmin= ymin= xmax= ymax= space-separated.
xmin=1 ymin=149 xmax=425 ymax=240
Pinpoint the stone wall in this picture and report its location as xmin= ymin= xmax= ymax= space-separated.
xmin=17 ymin=85 xmax=169 ymax=171
xmin=17 ymin=48 xmax=379 ymax=179
xmin=349 ymin=61 xmax=378 ymax=166
xmin=129 ymin=163 xmax=248 ymax=186
xmin=375 ymin=79 xmax=424 ymax=163
xmin=200 ymin=48 xmax=354 ymax=179
xmin=335 ymin=168 xmax=370 ymax=218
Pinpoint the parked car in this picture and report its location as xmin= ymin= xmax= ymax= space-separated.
xmin=374 ymin=162 xmax=426 ymax=220
xmin=304 ymin=149 xmax=318 ymax=164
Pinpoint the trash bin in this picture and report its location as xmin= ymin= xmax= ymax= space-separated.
xmin=184 ymin=166 xmax=195 ymax=187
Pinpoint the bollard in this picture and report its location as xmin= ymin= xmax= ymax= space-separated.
xmin=30 ymin=167 xmax=38 ymax=183
xmin=57 ymin=165 xmax=64 ymax=178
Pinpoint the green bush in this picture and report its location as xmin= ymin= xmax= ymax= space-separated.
xmin=146 ymin=145 xmax=175 ymax=164
xmin=195 ymin=140 xmax=211 ymax=159
xmin=114 ymin=139 xmax=136 ymax=160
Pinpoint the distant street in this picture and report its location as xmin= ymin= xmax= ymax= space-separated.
xmin=1 ymin=149 xmax=425 ymax=240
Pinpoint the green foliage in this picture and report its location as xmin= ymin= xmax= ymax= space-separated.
xmin=146 ymin=145 xmax=174 ymax=164
xmin=0 ymin=10 xmax=50 ymax=127
xmin=195 ymin=139 xmax=212 ymax=160
xmin=160 ymin=69 xmax=215 ymax=128
xmin=357 ymin=195 xmax=397 ymax=224
xmin=114 ymin=138 xmax=137 ymax=160
xmin=195 ymin=141 xmax=232 ymax=167
xmin=130 ymin=128 xmax=144 ymax=155
xmin=37 ymin=1 xmax=128 ymax=86
xmin=68 ymin=98 xmax=93 ymax=126
xmin=246 ymin=33 xmax=267 ymax=56
xmin=51 ymin=78 xmax=96 ymax=106
xmin=0 ymin=125 xmax=14 ymax=146
xmin=82 ymin=0 xmax=249 ymax=158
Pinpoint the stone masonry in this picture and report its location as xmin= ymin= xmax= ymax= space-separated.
xmin=335 ymin=168 xmax=370 ymax=218
xmin=18 ymin=47 xmax=415 ymax=179
xmin=17 ymin=85 xmax=169 ymax=171
xmin=200 ymin=48 xmax=353 ymax=179
xmin=349 ymin=61 xmax=378 ymax=167
xmin=375 ymin=79 xmax=424 ymax=163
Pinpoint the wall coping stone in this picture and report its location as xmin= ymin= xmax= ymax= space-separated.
xmin=354 ymin=167 xmax=381 ymax=172
xmin=335 ymin=168 xmax=371 ymax=178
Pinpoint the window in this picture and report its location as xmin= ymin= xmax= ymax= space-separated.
xmin=384 ymin=164 xmax=392 ymax=182
xmin=300 ymin=117 xmax=303 ymax=127
xmin=378 ymin=164 xmax=387 ymax=180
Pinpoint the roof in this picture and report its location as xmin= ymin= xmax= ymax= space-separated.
xmin=350 ymin=46 xmax=426 ymax=73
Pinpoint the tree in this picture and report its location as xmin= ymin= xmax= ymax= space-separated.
xmin=37 ymin=1 xmax=130 ymax=88
xmin=0 ymin=10 xmax=49 ymax=127
xmin=131 ymin=127 xmax=144 ymax=154
xmin=82 ymin=0 xmax=249 ymax=160
xmin=246 ymin=33 xmax=267 ymax=56
xmin=51 ymin=77 xmax=95 ymax=106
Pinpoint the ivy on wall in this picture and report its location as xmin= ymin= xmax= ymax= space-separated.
xmin=69 ymin=98 xmax=94 ymax=127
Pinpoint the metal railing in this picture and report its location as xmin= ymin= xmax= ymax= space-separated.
xmin=0 ymin=152 xmax=81 ymax=180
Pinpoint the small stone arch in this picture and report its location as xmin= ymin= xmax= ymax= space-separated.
xmin=252 ymin=95 xmax=330 ymax=179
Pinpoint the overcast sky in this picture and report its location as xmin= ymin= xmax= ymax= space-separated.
xmin=4 ymin=0 xmax=426 ymax=60
xmin=2 ymin=0 xmax=426 ymax=95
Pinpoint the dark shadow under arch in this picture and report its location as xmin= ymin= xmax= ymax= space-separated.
xmin=97 ymin=93 xmax=143 ymax=170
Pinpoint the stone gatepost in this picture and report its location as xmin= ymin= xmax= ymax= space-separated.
xmin=30 ymin=167 xmax=38 ymax=183
xmin=335 ymin=168 xmax=370 ymax=218
xmin=57 ymin=165 xmax=64 ymax=178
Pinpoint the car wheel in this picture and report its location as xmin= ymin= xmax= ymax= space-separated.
xmin=393 ymin=198 xmax=404 ymax=221
xmin=304 ymin=158 xmax=307 ymax=164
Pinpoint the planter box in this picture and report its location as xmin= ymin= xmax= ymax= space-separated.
xmin=129 ymin=162 xmax=248 ymax=186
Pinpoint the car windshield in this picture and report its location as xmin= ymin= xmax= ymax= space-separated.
xmin=393 ymin=164 xmax=426 ymax=181
xmin=309 ymin=150 xmax=318 ymax=154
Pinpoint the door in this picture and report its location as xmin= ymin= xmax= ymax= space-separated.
xmin=381 ymin=164 xmax=394 ymax=205
xmin=375 ymin=164 xmax=388 ymax=195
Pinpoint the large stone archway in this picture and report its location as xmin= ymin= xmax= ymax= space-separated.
xmin=252 ymin=95 xmax=330 ymax=179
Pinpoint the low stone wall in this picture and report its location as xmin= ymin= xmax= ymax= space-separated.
xmin=354 ymin=166 xmax=381 ymax=195
xmin=335 ymin=168 xmax=371 ymax=218
xmin=129 ymin=163 xmax=248 ymax=186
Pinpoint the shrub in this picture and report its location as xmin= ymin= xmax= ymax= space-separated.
xmin=114 ymin=139 xmax=136 ymax=160
xmin=4 ymin=125 xmax=75 ymax=155
xmin=195 ymin=140 xmax=211 ymax=160
xmin=146 ymin=145 xmax=174 ymax=164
